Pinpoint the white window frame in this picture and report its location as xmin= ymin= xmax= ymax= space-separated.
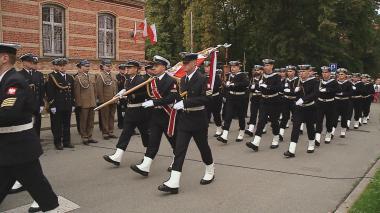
xmin=98 ymin=14 xmax=116 ymax=59
xmin=42 ymin=5 xmax=65 ymax=56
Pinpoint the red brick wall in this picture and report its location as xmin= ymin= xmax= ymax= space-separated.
xmin=0 ymin=0 xmax=146 ymax=73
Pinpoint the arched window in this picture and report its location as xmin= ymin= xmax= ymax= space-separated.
xmin=42 ymin=4 xmax=65 ymax=56
xmin=98 ymin=14 xmax=115 ymax=58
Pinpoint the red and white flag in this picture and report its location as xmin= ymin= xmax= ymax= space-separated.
xmin=133 ymin=21 xmax=138 ymax=43
xmin=148 ymin=24 xmax=157 ymax=44
xmin=168 ymin=54 xmax=208 ymax=78
xmin=138 ymin=18 xmax=148 ymax=38
xmin=208 ymin=51 xmax=217 ymax=91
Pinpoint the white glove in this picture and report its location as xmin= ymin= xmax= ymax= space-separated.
xmin=39 ymin=106 xmax=44 ymax=113
xmin=223 ymin=97 xmax=226 ymax=103
xmin=173 ymin=101 xmax=184 ymax=110
xmin=319 ymin=88 xmax=327 ymax=92
xmin=352 ymin=86 xmax=356 ymax=90
xmin=122 ymin=112 xmax=125 ymax=117
xmin=295 ymin=87 xmax=300 ymax=92
xmin=250 ymin=85 xmax=255 ymax=90
xmin=72 ymin=106 xmax=75 ymax=112
xmin=116 ymin=89 xmax=126 ymax=98
xmin=260 ymin=83 xmax=267 ymax=88
xmin=284 ymin=88 xmax=291 ymax=93
xmin=51 ymin=107 xmax=56 ymax=114
xmin=296 ymin=98 xmax=304 ymax=106
xmin=142 ymin=100 xmax=154 ymax=108
xmin=285 ymin=83 xmax=289 ymax=88
xmin=259 ymin=80 xmax=263 ymax=84
xmin=336 ymin=92 xmax=343 ymax=95
xmin=226 ymin=81 xmax=231 ymax=86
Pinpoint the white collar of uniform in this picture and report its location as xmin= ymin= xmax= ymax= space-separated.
xmin=157 ymin=72 xmax=166 ymax=80
xmin=60 ymin=72 xmax=66 ymax=77
xmin=338 ymin=80 xmax=347 ymax=84
xmin=186 ymin=68 xmax=197 ymax=81
xmin=287 ymin=76 xmax=298 ymax=82
xmin=352 ymin=81 xmax=361 ymax=85
xmin=230 ymin=71 xmax=241 ymax=77
xmin=129 ymin=74 xmax=136 ymax=81
xmin=24 ymin=68 xmax=32 ymax=74
xmin=263 ymin=72 xmax=276 ymax=78
xmin=321 ymin=78 xmax=335 ymax=85
xmin=301 ymin=76 xmax=315 ymax=83
xmin=0 ymin=68 xmax=11 ymax=83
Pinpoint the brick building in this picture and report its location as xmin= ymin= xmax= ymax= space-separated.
xmin=0 ymin=0 xmax=146 ymax=72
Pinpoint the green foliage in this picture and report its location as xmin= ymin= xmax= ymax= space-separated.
xmin=145 ymin=0 xmax=380 ymax=76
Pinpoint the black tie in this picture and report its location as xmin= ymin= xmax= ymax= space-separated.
xmin=185 ymin=76 xmax=189 ymax=84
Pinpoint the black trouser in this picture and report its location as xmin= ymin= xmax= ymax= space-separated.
xmin=363 ymin=97 xmax=372 ymax=117
xmin=75 ymin=107 xmax=81 ymax=134
xmin=290 ymin=105 xmax=316 ymax=142
xmin=334 ymin=99 xmax=350 ymax=128
xmin=352 ymin=98 xmax=363 ymax=121
xmin=117 ymin=104 xmax=125 ymax=129
xmin=0 ymin=160 xmax=59 ymax=212
xmin=254 ymin=103 xmax=281 ymax=137
xmin=172 ymin=128 xmax=213 ymax=172
xmin=33 ymin=112 xmax=42 ymax=138
xmin=223 ymin=97 xmax=246 ymax=130
xmin=280 ymin=98 xmax=295 ymax=129
xmin=53 ymin=110 xmax=72 ymax=146
xmin=347 ymin=99 xmax=354 ymax=121
xmin=50 ymin=112 xmax=57 ymax=137
xmin=116 ymin=120 xmax=149 ymax=150
xmin=206 ymin=95 xmax=223 ymax=126
xmin=247 ymin=96 xmax=261 ymax=125
xmin=145 ymin=110 xmax=176 ymax=159
xmin=315 ymin=101 xmax=335 ymax=134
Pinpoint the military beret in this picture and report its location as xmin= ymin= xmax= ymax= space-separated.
xmin=229 ymin=61 xmax=241 ymax=66
xmin=181 ymin=53 xmax=198 ymax=62
xmin=77 ymin=59 xmax=90 ymax=68
xmin=262 ymin=59 xmax=275 ymax=65
xmin=286 ymin=65 xmax=297 ymax=71
xmin=0 ymin=42 xmax=21 ymax=55
xmin=52 ymin=58 xmax=68 ymax=66
xmin=125 ymin=60 xmax=140 ymax=68
xmin=100 ymin=59 xmax=112 ymax=66
xmin=153 ymin=55 xmax=170 ymax=68
xmin=320 ymin=66 xmax=331 ymax=72
xmin=20 ymin=53 xmax=38 ymax=63
xmin=337 ymin=68 xmax=348 ymax=74
xmin=254 ymin=65 xmax=264 ymax=70
xmin=203 ymin=61 xmax=211 ymax=67
xmin=298 ymin=64 xmax=311 ymax=70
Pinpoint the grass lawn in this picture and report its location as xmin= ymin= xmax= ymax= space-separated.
xmin=350 ymin=169 xmax=380 ymax=213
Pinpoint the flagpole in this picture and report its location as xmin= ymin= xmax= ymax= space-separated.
xmin=190 ymin=10 xmax=193 ymax=52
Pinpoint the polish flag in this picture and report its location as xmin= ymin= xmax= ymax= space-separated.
xmin=138 ymin=18 xmax=148 ymax=38
xmin=148 ymin=24 xmax=157 ymax=44
xmin=133 ymin=21 xmax=138 ymax=43
xmin=169 ymin=54 xmax=208 ymax=78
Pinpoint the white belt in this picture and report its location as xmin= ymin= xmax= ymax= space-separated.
xmin=363 ymin=95 xmax=371 ymax=98
xmin=212 ymin=92 xmax=220 ymax=97
xmin=183 ymin=106 xmax=205 ymax=112
xmin=352 ymin=95 xmax=362 ymax=99
xmin=284 ymin=95 xmax=296 ymax=100
xmin=318 ymin=98 xmax=334 ymax=102
xmin=335 ymin=97 xmax=349 ymax=100
xmin=0 ymin=122 xmax=33 ymax=134
xmin=127 ymin=103 xmax=143 ymax=108
xmin=229 ymin=91 xmax=245 ymax=95
xmin=262 ymin=93 xmax=279 ymax=98
xmin=251 ymin=92 xmax=261 ymax=96
xmin=302 ymin=101 xmax=315 ymax=107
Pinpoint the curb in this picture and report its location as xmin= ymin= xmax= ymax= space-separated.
xmin=335 ymin=158 xmax=380 ymax=213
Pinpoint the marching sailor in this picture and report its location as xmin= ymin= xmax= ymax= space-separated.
xmin=361 ymin=74 xmax=375 ymax=124
xmin=333 ymin=68 xmax=352 ymax=138
xmin=116 ymin=63 xmax=127 ymax=129
xmin=245 ymin=65 xmax=263 ymax=136
xmin=284 ymin=65 xmax=319 ymax=157
xmin=217 ymin=61 xmax=249 ymax=143
xmin=246 ymin=59 xmax=282 ymax=151
xmin=350 ymin=73 xmax=365 ymax=129
xmin=158 ymin=53 xmax=214 ymax=194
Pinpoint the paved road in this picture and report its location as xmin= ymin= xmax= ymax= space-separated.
xmin=1 ymin=104 xmax=380 ymax=213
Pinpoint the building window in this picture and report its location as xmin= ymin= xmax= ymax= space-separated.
xmin=42 ymin=4 xmax=65 ymax=56
xmin=98 ymin=14 xmax=115 ymax=58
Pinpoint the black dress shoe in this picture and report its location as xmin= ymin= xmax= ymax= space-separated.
xmin=270 ymin=144 xmax=279 ymax=149
xmin=325 ymin=141 xmax=330 ymax=144
xmin=200 ymin=176 xmax=215 ymax=185
xmin=103 ymin=135 xmax=110 ymax=140
xmin=299 ymin=130 xmax=304 ymax=135
xmin=167 ymin=166 xmax=172 ymax=172
xmin=284 ymin=151 xmax=295 ymax=158
xmin=216 ymin=136 xmax=227 ymax=144
xmin=279 ymin=135 xmax=284 ymax=142
xmin=28 ymin=206 xmax=41 ymax=213
xmin=307 ymin=149 xmax=314 ymax=153
xmin=331 ymin=135 xmax=334 ymax=139
xmin=88 ymin=139 xmax=98 ymax=143
xmin=55 ymin=145 xmax=63 ymax=150
xmin=245 ymin=130 xmax=254 ymax=137
xmin=108 ymin=134 xmax=118 ymax=139
xmin=83 ymin=140 xmax=89 ymax=145
xmin=246 ymin=142 xmax=258 ymax=151
xmin=103 ymin=155 xmax=120 ymax=166
xmin=130 ymin=165 xmax=148 ymax=176
xmin=8 ymin=186 xmax=25 ymax=194
xmin=340 ymin=135 xmax=345 ymax=138
xmin=315 ymin=141 xmax=320 ymax=147
xmin=235 ymin=138 xmax=243 ymax=142
xmin=158 ymin=184 xmax=178 ymax=194
xmin=63 ymin=144 xmax=75 ymax=148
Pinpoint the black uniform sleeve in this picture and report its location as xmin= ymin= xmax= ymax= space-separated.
xmin=38 ymin=73 xmax=45 ymax=107
xmin=46 ymin=74 xmax=57 ymax=108
xmin=303 ymin=80 xmax=319 ymax=103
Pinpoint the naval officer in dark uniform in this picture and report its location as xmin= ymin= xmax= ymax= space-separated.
xmin=0 ymin=43 xmax=59 ymax=212
xmin=158 ymin=53 xmax=214 ymax=194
